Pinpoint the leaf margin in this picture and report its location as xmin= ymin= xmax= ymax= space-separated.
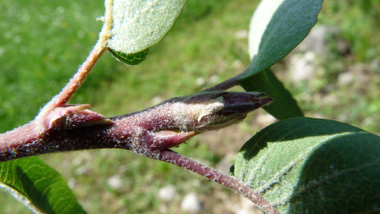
xmin=0 ymin=157 xmax=86 ymax=214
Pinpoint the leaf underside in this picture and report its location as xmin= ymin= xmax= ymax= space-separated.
xmin=107 ymin=0 xmax=187 ymax=54
xmin=109 ymin=48 xmax=149 ymax=65
xmin=0 ymin=157 xmax=86 ymax=214
xmin=234 ymin=117 xmax=380 ymax=213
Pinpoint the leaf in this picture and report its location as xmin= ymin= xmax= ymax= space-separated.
xmin=240 ymin=68 xmax=303 ymax=120
xmin=239 ymin=0 xmax=323 ymax=79
xmin=0 ymin=157 xmax=86 ymax=214
xmin=237 ymin=0 xmax=321 ymax=120
xmin=234 ymin=117 xmax=380 ymax=213
xmin=109 ymin=48 xmax=149 ymax=65
xmin=107 ymin=0 xmax=187 ymax=54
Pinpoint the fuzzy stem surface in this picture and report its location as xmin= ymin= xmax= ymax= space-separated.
xmin=155 ymin=150 xmax=278 ymax=214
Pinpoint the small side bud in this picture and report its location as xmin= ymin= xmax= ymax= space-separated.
xmin=40 ymin=104 xmax=113 ymax=131
xmin=147 ymin=131 xmax=196 ymax=149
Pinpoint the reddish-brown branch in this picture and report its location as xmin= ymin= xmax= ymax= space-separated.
xmin=154 ymin=150 xmax=278 ymax=214
xmin=0 ymin=112 xmax=278 ymax=213
xmin=0 ymin=91 xmax=276 ymax=212
xmin=0 ymin=91 xmax=273 ymax=161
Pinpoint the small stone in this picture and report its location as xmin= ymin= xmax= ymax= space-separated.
xmin=370 ymin=60 xmax=380 ymax=71
xmin=157 ymin=185 xmax=177 ymax=202
xmin=337 ymin=72 xmax=354 ymax=85
xmin=289 ymin=52 xmax=316 ymax=84
xmin=75 ymin=166 xmax=88 ymax=175
xmin=320 ymin=94 xmax=338 ymax=106
xmin=256 ymin=114 xmax=277 ymax=128
xmin=181 ymin=193 xmax=202 ymax=213
xmin=232 ymin=60 xmax=242 ymax=68
xmin=151 ymin=96 xmax=163 ymax=105
xmin=196 ymin=77 xmax=205 ymax=86
xmin=107 ymin=174 xmax=123 ymax=190
xmin=236 ymin=196 xmax=264 ymax=214
xmin=208 ymin=75 xmax=218 ymax=84
xmin=235 ymin=30 xmax=248 ymax=39
xmin=67 ymin=178 xmax=77 ymax=189
xmin=296 ymin=25 xmax=339 ymax=55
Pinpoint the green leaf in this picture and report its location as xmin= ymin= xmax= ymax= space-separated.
xmin=0 ymin=157 xmax=86 ymax=214
xmin=240 ymin=68 xmax=303 ymax=120
xmin=240 ymin=0 xmax=323 ymax=79
xmin=107 ymin=0 xmax=187 ymax=54
xmin=109 ymin=48 xmax=149 ymax=65
xmin=234 ymin=117 xmax=380 ymax=213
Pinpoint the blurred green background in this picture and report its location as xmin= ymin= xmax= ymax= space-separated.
xmin=0 ymin=0 xmax=379 ymax=213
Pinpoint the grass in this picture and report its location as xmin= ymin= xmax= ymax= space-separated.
xmin=289 ymin=0 xmax=380 ymax=133
xmin=1 ymin=0 xmax=380 ymax=213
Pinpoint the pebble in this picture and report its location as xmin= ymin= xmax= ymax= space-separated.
xmin=107 ymin=174 xmax=123 ymax=189
xmin=181 ymin=193 xmax=202 ymax=213
xmin=235 ymin=30 xmax=248 ymax=39
xmin=196 ymin=77 xmax=205 ymax=86
xmin=289 ymin=52 xmax=316 ymax=84
xmin=208 ymin=75 xmax=218 ymax=84
xmin=235 ymin=196 xmax=264 ymax=214
xmin=157 ymin=185 xmax=177 ymax=202
xmin=256 ymin=114 xmax=277 ymax=128
xmin=337 ymin=72 xmax=354 ymax=85
xmin=151 ymin=96 xmax=163 ymax=105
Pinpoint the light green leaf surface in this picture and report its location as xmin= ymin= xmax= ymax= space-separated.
xmin=240 ymin=68 xmax=303 ymax=120
xmin=0 ymin=157 xmax=86 ymax=214
xmin=234 ymin=117 xmax=380 ymax=213
xmin=109 ymin=48 xmax=149 ymax=65
xmin=247 ymin=0 xmax=284 ymax=59
xmin=107 ymin=0 xmax=187 ymax=54
xmin=240 ymin=0 xmax=323 ymax=79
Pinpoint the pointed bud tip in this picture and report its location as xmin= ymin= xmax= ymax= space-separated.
xmin=179 ymin=91 xmax=273 ymax=132
xmin=260 ymin=96 xmax=274 ymax=106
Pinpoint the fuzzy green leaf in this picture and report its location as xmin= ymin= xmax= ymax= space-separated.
xmin=109 ymin=48 xmax=149 ymax=65
xmin=107 ymin=0 xmax=187 ymax=54
xmin=234 ymin=117 xmax=380 ymax=213
xmin=0 ymin=157 xmax=86 ymax=214
xmin=239 ymin=0 xmax=323 ymax=79
xmin=240 ymin=68 xmax=303 ymax=120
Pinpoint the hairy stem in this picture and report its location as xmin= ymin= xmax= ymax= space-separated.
xmin=0 ymin=90 xmax=274 ymax=211
xmin=155 ymin=150 xmax=278 ymax=214
xmin=0 ymin=91 xmax=272 ymax=160
xmin=39 ymin=0 xmax=113 ymax=113
xmin=0 ymin=116 xmax=277 ymax=213
xmin=41 ymin=44 xmax=107 ymax=113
